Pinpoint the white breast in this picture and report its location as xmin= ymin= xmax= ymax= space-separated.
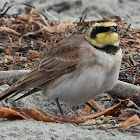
xmin=43 ymin=49 xmax=122 ymax=105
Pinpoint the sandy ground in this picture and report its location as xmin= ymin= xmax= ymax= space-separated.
xmin=0 ymin=0 xmax=140 ymax=139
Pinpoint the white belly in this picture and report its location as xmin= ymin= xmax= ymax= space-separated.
xmin=43 ymin=50 xmax=122 ymax=105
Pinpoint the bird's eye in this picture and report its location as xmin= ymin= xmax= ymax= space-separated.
xmin=95 ymin=26 xmax=99 ymax=30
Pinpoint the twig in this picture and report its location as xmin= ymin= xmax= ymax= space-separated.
xmin=108 ymin=80 xmax=140 ymax=98
xmin=0 ymin=70 xmax=30 ymax=85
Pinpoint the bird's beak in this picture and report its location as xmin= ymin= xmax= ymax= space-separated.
xmin=108 ymin=27 xmax=117 ymax=33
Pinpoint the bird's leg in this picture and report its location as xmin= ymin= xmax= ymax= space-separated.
xmin=86 ymin=102 xmax=98 ymax=112
xmin=55 ymin=98 xmax=64 ymax=115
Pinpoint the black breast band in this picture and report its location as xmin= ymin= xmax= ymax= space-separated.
xmin=94 ymin=44 xmax=120 ymax=55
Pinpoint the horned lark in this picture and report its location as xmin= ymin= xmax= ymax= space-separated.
xmin=0 ymin=20 xmax=122 ymax=113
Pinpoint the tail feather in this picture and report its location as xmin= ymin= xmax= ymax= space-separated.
xmin=0 ymin=89 xmax=17 ymax=101
xmin=0 ymin=86 xmax=39 ymax=101
xmin=0 ymin=83 xmax=24 ymax=101
xmin=14 ymin=88 xmax=39 ymax=101
xmin=0 ymin=67 xmax=44 ymax=101
xmin=9 ymin=90 xmax=21 ymax=99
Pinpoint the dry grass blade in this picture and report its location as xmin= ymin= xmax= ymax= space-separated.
xmin=0 ymin=27 xmax=21 ymax=35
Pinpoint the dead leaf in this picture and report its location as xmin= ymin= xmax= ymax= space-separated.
xmin=0 ymin=107 xmax=28 ymax=120
xmin=119 ymin=114 xmax=140 ymax=131
xmin=0 ymin=102 xmax=123 ymax=124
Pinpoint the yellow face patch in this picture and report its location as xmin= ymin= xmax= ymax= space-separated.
xmin=85 ymin=22 xmax=119 ymax=48
xmin=89 ymin=32 xmax=119 ymax=47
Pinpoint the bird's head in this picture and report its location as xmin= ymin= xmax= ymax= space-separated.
xmin=85 ymin=20 xmax=120 ymax=54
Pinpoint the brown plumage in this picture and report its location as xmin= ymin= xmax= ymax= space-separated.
xmin=0 ymin=34 xmax=89 ymax=100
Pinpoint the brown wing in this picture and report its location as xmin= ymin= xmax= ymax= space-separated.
xmin=0 ymin=34 xmax=86 ymax=100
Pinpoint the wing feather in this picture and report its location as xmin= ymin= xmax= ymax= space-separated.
xmin=0 ymin=34 xmax=86 ymax=100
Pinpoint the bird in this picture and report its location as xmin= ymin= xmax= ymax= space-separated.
xmin=0 ymin=19 xmax=122 ymax=114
